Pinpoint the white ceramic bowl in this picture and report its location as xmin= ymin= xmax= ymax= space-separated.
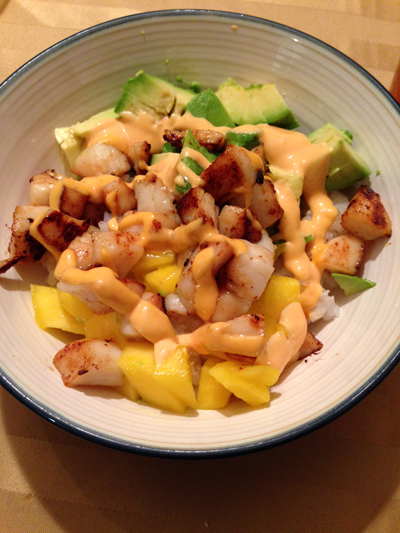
xmin=0 ymin=10 xmax=399 ymax=457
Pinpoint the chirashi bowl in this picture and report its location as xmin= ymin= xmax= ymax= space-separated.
xmin=0 ymin=10 xmax=399 ymax=457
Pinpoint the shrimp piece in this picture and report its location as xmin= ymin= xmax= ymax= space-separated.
xmin=211 ymin=238 xmax=274 ymax=321
xmin=210 ymin=290 xmax=251 ymax=322
xmin=0 ymin=205 xmax=48 ymax=274
xmin=120 ymin=291 xmax=165 ymax=339
xmin=72 ymin=142 xmax=131 ymax=178
xmin=58 ymin=276 xmax=145 ymax=316
xmin=177 ymin=187 xmax=218 ymax=226
xmin=174 ymin=240 xmax=234 ymax=315
xmin=134 ymin=173 xmax=181 ymax=226
xmin=57 ymin=279 xmax=114 ymax=315
xmin=68 ymin=230 xmax=144 ymax=277
xmin=164 ymin=292 xmax=189 ymax=315
xmin=202 ymin=145 xmax=264 ymax=205
xmin=179 ymin=313 xmax=266 ymax=363
xmin=53 ymin=339 xmax=123 ymax=387
xmin=164 ymin=293 xmax=205 ymax=334
xmin=174 ymin=238 xmax=274 ymax=321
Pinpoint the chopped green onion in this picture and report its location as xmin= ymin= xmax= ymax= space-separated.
xmin=162 ymin=142 xmax=180 ymax=153
xmin=341 ymin=129 xmax=353 ymax=140
xmin=175 ymin=179 xmax=192 ymax=195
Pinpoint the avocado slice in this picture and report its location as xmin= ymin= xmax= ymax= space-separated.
xmin=307 ymin=123 xmax=352 ymax=144
xmin=225 ymin=131 xmax=260 ymax=150
xmin=268 ymin=166 xmax=304 ymax=201
xmin=331 ymin=273 xmax=376 ymax=296
xmin=307 ymin=123 xmax=371 ymax=191
xmin=215 ymin=78 xmax=299 ymax=129
xmin=71 ymin=108 xmax=119 ymax=137
xmin=173 ymin=85 xmax=197 ymax=115
xmin=150 ymin=153 xmax=171 ymax=165
xmin=185 ymin=89 xmax=235 ymax=128
xmin=115 ymin=71 xmax=195 ymax=119
xmin=54 ymin=127 xmax=83 ymax=177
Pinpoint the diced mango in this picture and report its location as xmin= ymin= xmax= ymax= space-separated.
xmin=209 ymin=361 xmax=280 ymax=407
xmin=58 ymin=291 xmax=94 ymax=321
xmin=115 ymin=375 xmax=140 ymax=402
xmin=117 ymin=342 xmax=187 ymax=414
xmin=144 ymin=265 xmax=182 ymax=296
xmin=197 ymin=357 xmax=232 ymax=410
xmin=131 ymin=251 xmax=176 ymax=281
xmin=155 ymin=346 xmax=197 ymax=409
xmin=249 ymin=274 xmax=300 ymax=339
xmin=31 ymin=285 xmax=85 ymax=335
xmin=84 ymin=312 xmax=127 ymax=349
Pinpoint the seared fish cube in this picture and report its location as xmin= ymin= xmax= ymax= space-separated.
xmin=341 ymin=185 xmax=392 ymax=240
xmin=322 ymin=234 xmax=365 ymax=275
xmin=34 ymin=210 xmax=91 ymax=253
xmin=177 ymin=187 xmax=218 ymax=226
xmin=0 ymin=205 xmax=48 ymax=273
xmin=219 ymin=205 xmax=262 ymax=243
xmin=202 ymin=145 xmax=264 ymax=205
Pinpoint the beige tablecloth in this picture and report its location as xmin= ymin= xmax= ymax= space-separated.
xmin=1 ymin=2 xmax=399 ymax=532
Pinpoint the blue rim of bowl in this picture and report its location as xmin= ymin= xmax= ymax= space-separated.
xmin=0 ymin=9 xmax=399 ymax=459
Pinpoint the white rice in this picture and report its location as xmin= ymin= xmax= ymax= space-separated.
xmin=325 ymin=191 xmax=349 ymax=241
xmin=308 ymin=288 xmax=340 ymax=323
xmin=98 ymin=210 xmax=114 ymax=231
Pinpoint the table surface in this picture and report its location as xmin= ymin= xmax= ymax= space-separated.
xmin=1 ymin=1 xmax=399 ymax=532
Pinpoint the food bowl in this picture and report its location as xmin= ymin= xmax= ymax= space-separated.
xmin=0 ymin=10 xmax=399 ymax=457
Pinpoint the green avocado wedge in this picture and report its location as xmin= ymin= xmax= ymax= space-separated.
xmin=215 ymin=78 xmax=299 ymax=129
xmin=185 ymin=89 xmax=235 ymax=128
xmin=225 ymin=131 xmax=260 ymax=150
xmin=331 ymin=273 xmax=376 ymax=296
xmin=115 ymin=71 xmax=195 ymax=119
xmin=308 ymin=123 xmax=371 ymax=191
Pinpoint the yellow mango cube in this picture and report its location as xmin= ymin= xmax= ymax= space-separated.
xmin=131 ymin=251 xmax=175 ymax=281
xmin=197 ymin=357 xmax=232 ymax=410
xmin=115 ymin=375 xmax=140 ymax=402
xmin=249 ymin=274 xmax=300 ymax=339
xmin=155 ymin=346 xmax=197 ymax=409
xmin=84 ymin=312 xmax=127 ymax=348
xmin=58 ymin=291 xmax=94 ymax=321
xmin=31 ymin=285 xmax=85 ymax=335
xmin=117 ymin=342 xmax=186 ymax=414
xmin=144 ymin=265 xmax=182 ymax=296
xmin=209 ymin=361 xmax=280 ymax=408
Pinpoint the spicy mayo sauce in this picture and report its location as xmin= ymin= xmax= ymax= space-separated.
xmin=51 ymin=111 xmax=335 ymax=368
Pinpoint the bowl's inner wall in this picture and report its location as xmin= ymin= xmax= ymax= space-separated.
xmin=0 ymin=11 xmax=399 ymax=455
